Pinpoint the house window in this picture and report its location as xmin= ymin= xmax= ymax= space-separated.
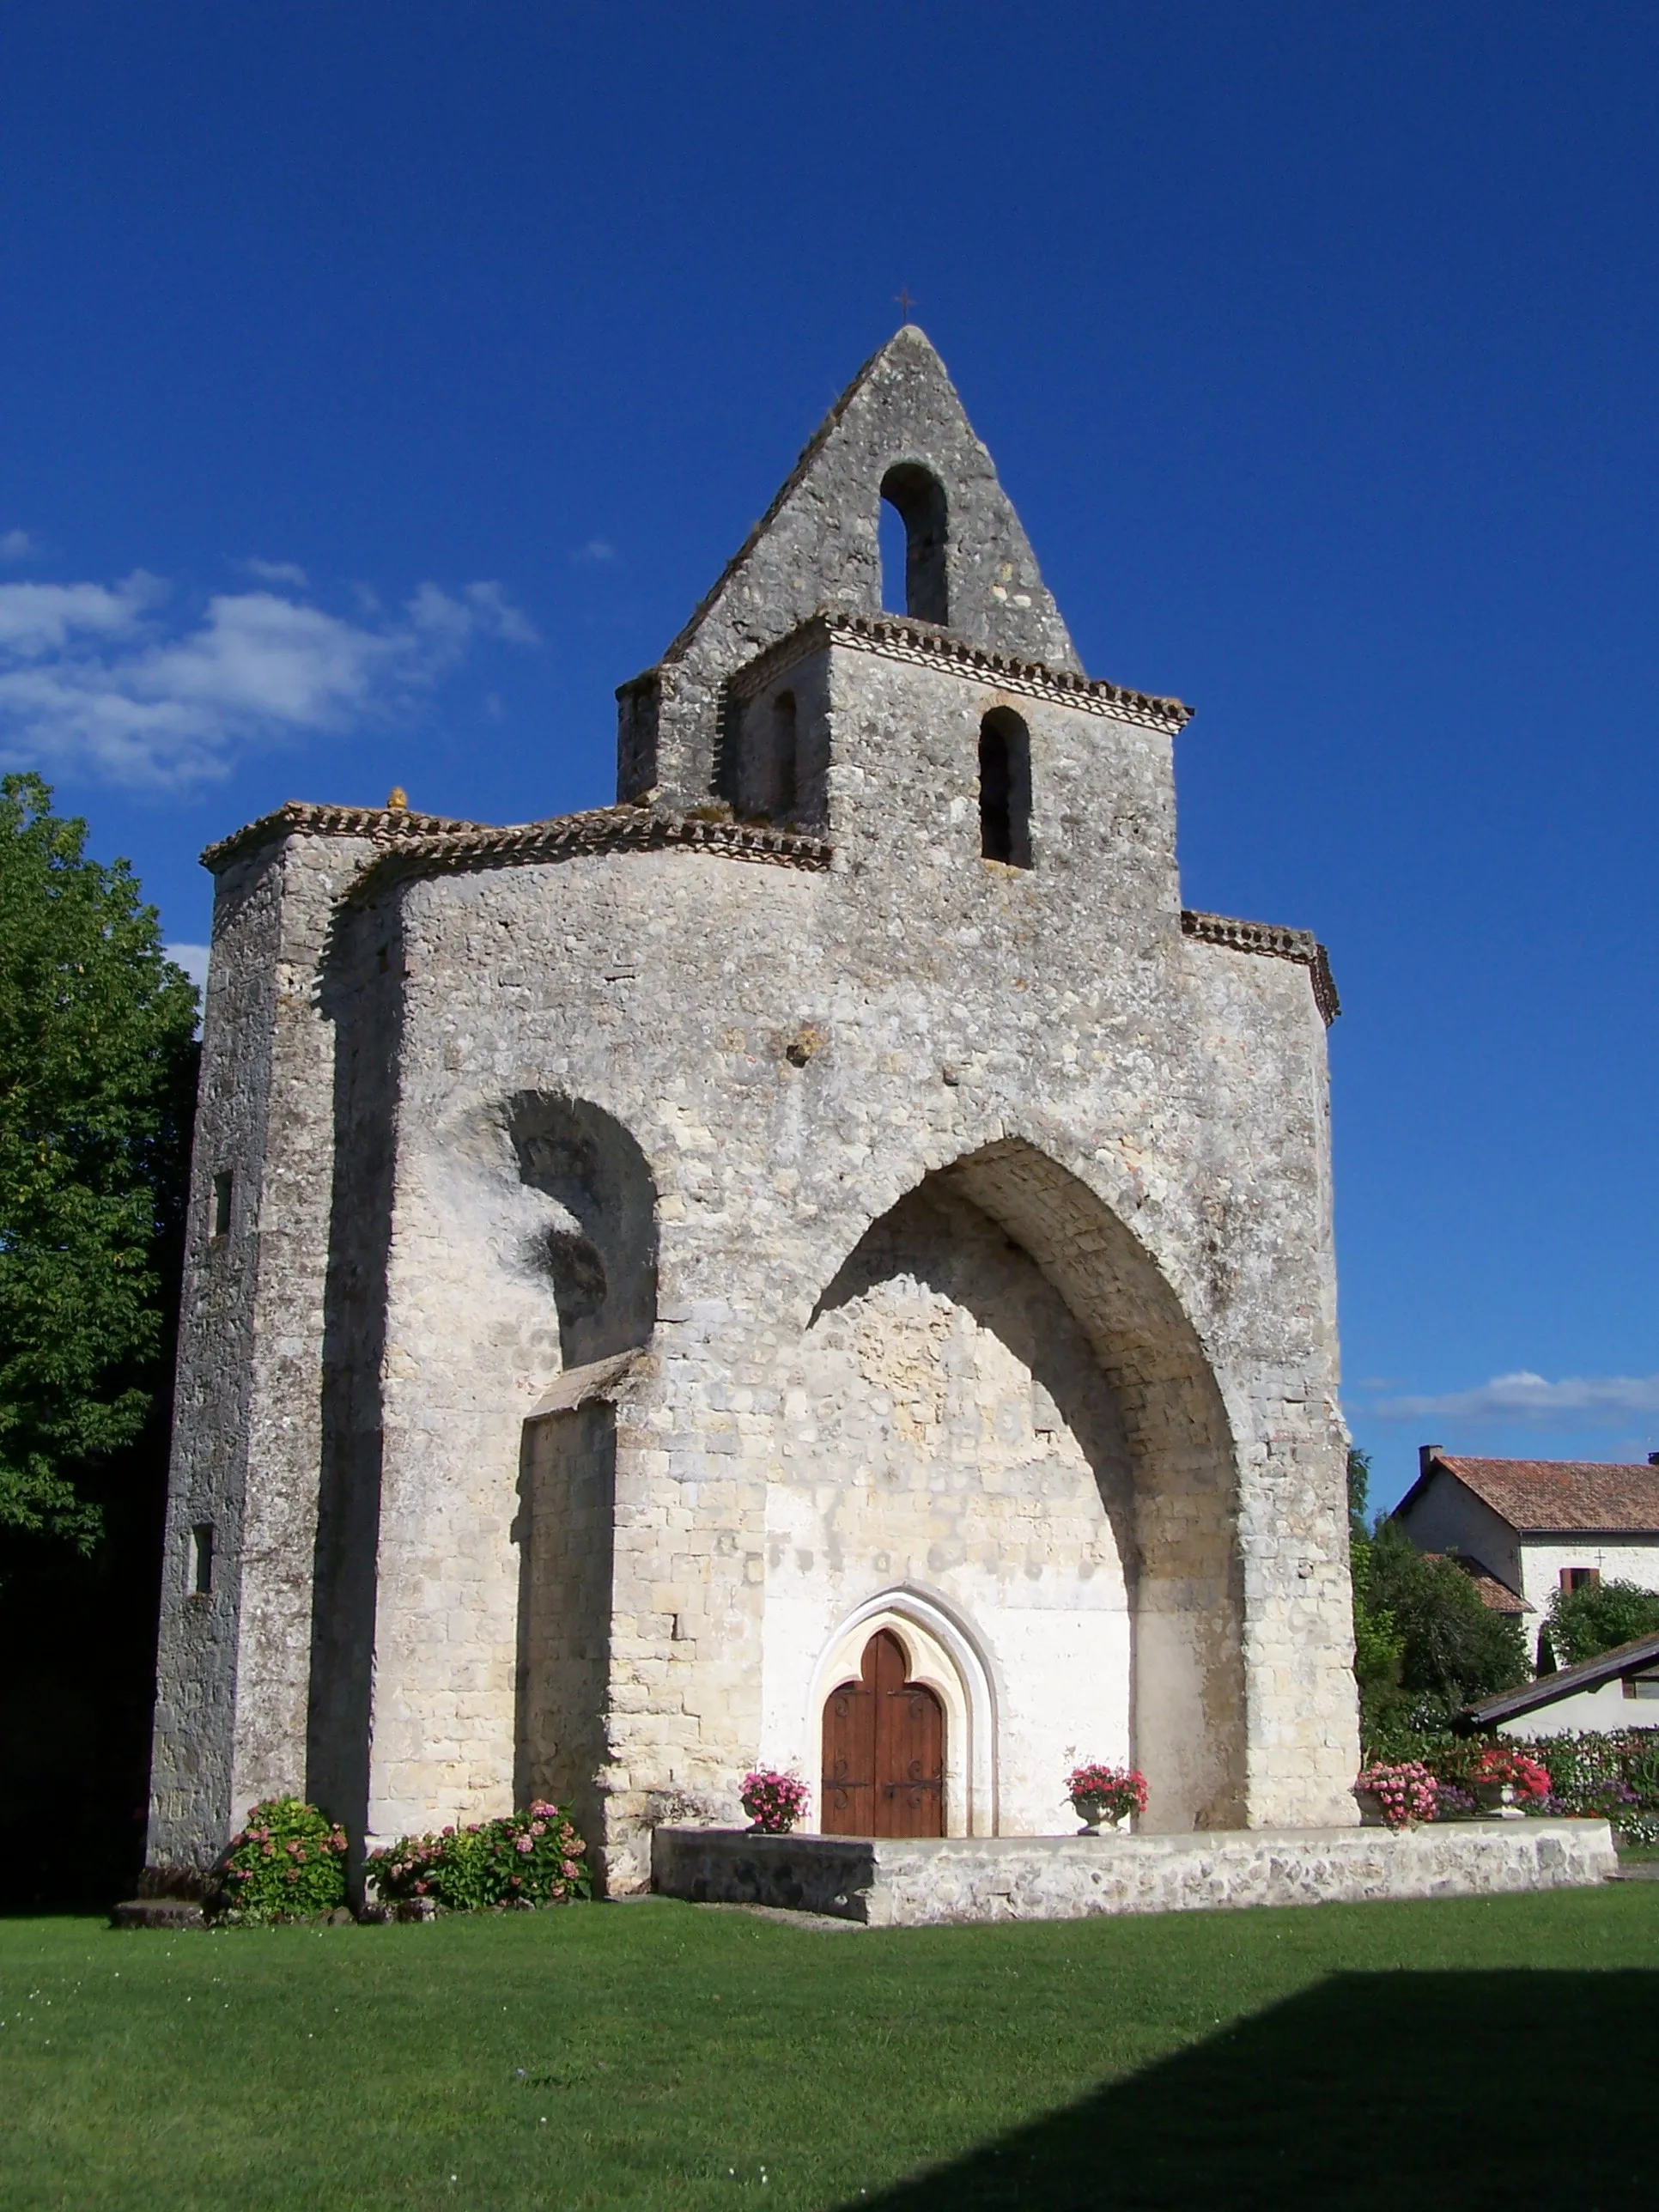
xmin=191 ymin=1522 xmax=214 ymax=1598
xmin=1623 ymin=1677 xmax=1659 ymax=1699
xmin=212 ymin=1170 xmax=233 ymax=1238
xmin=1560 ymin=1567 xmax=1601 ymax=1593
xmin=878 ymin=463 xmax=949 ymax=625
xmin=979 ymin=708 xmax=1032 ymax=868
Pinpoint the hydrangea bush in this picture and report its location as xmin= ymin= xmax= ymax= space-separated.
xmin=1066 ymin=1764 xmax=1148 ymax=1826
xmin=220 ymin=1798 xmax=349 ymax=1921
xmin=1354 ymin=1761 xmax=1437 ymax=1828
xmin=739 ymin=1770 xmax=810 ymax=1834
xmin=368 ymin=1802 xmax=591 ymax=1911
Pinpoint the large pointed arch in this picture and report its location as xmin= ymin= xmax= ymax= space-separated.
xmin=810 ymin=1134 xmax=1244 ymax=1832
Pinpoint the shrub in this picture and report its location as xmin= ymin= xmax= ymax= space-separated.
xmin=738 ymin=1770 xmax=810 ymax=1834
xmin=368 ymin=1802 xmax=591 ymax=1912
xmin=1365 ymin=1523 xmax=1529 ymax=1704
xmin=372 ymin=1803 xmax=590 ymax=1911
xmin=1065 ymin=1764 xmax=1148 ymax=1825
xmin=1546 ymin=1578 xmax=1659 ymax=1666
xmin=220 ymin=1798 xmax=348 ymax=1922
xmin=1354 ymin=1761 xmax=1437 ymax=1829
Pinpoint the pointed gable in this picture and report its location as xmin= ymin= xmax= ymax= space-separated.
xmin=617 ymin=326 xmax=1079 ymax=809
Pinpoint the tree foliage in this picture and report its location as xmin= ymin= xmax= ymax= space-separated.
xmin=1346 ymin=1449 xmax=1405 ymax=1692
xmin=1366 ymin=1520 xmax=1528 ymax=1703
xmin=1347 ymin=1448 xmax=1528 ymax=1740
xmin=1547 ymin=1577 xmax=1659 ymax=1667
xmin=0 ymin=775 xmax=198 ymax=1547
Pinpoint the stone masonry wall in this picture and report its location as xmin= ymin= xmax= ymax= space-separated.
xmin=149 ymin=830 xmax=375 ymax=1869
xmin=351 ymin=638 xmax=1352 ymax=1889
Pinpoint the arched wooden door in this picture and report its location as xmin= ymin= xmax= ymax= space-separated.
xmin=820 ymin=1629 xmax=945 ymax=1836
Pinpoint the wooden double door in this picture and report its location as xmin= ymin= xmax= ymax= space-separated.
xmin=820 ymin=1629 xmax=945 ymax=1836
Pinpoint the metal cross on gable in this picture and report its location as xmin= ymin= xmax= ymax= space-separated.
xmin=895 ymin=286 xmax=916 ymax=324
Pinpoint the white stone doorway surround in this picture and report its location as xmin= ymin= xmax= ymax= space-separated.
xmin=806 ymin=1589 xmax=997 ymax=1838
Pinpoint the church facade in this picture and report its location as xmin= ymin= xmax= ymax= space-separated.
xmin=147 ymin=328 xmax=1358 ymax=1894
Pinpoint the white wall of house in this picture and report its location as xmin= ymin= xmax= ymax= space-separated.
xmin=1495 ymin=1676 xmax=1659 ymax=1737
xmin=1515 ymin=1539 xmax=1659 ymax=1630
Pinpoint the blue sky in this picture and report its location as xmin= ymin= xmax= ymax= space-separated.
xmin=3 ymin=3 xmax=1656 ymax=1507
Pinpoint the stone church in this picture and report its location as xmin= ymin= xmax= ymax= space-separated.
xmin=147 ymin=326 xmax=1360 ymax=1895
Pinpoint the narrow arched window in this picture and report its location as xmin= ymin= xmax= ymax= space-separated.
xmin=879 ymin=463 xmax=949 ymax=625
xmin=773 ymin=690 xmax=798 ymax=821
xmin=979 ymin=708 xmax=1032 ymax=868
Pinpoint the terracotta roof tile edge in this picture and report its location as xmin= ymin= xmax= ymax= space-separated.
xmin=201 ymin=800 xmax=495 ymax=872
xmin=346 ymin=806 xmax=834 ymax=902
xmin=690 ymin=610 xmax=1192 ymax=733
xmin=1181 ymin=909 xmax=1340 ymax=1025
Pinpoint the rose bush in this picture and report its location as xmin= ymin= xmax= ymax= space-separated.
xmin=739 ymin=1770 xmax=810 ymax=1834
xmin=220 ymin=1798 xmax=349 ymax=1921
xmin=368 ymin=1802 xmax=591 ymax=1911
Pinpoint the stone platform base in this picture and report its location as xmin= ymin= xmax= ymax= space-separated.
xmin=652 ymin=1821 xmax=1616 ymax=1927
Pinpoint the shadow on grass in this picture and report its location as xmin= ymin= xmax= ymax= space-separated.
xmin=852 ymin=1969 xmax=1654 ymax=2209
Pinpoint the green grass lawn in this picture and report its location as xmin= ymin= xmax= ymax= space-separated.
xmin=3 ymin=1887 xmax=1655 ymax=2210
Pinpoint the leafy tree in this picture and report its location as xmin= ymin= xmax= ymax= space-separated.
xmin=0 ymin=775 xmax=198 ymax=1547
xmin=1547 ymin=1577 xmax=1659 ymax=1667
xmin=1366 ymin=1520 xmax=1528 ymax=1704
xmin=1346 ymin=1449 xmax=1404 ymax=1692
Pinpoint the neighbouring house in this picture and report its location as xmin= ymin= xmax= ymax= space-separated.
xmin=1392 ymin=1447 xmax=1659 ymax=1668
xmin=1461 ymin=1627 xmax=1659 ymax=1739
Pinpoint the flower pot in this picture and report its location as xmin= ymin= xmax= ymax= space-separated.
xmin=1473 ymin=1781 xmax=1525 ymax=1820
xmin=1071 ymin=1799 xmax=1123 ymax=1836
xmin=1355 ymin=1789 xmax=1388 ymax=1828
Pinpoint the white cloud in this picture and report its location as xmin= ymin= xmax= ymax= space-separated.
xmin=164 ymin=940 xmax=210 ymax=995
xmin=571 ymin=538 xmax=617 ymax=566
xmin=0 ymin=571 xmax=537 ymax=789
xmin=0 ymin=529 xmax=38 ymax=562
xmin=239 ymin=556 xmax=309 ymax=587
xmin=1372 ymin=1371 xmax=1659 ymax=1425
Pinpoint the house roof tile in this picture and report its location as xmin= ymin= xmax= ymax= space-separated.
xmin=1427 ymin=1455 xmax=1659 ymax=1536
xmin=1424 ymin=1553 xmax=1533 ymax=1614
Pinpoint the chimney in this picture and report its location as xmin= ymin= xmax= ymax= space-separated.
xmin=1419 ymin=1443 xmax=1446 ymax=1479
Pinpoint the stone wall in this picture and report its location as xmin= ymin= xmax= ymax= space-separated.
xmin=653 ymin=1821 xmax=1618 ymax=1927
xmin=344 ymin=627 xmax=1352 ymax=1887
xmin=149 ymin=830 xmax=374 ymax=1869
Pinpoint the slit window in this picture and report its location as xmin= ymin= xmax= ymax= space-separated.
xmin=191 ymin=1522 xmax=214 ymax=1597
xmin=773 ymin=690 xmax=799 ymax=820
xmin=879 ymin=463 xmax=949 ymax=625
xmin=979 ymin=708 xmax=1032 ymax=868
xmin=211 ymin=1170 xmax=233 ymax=1238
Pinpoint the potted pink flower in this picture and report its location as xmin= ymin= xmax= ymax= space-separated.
xmin=739 ymin=1769 xmax=811 ymax=1835
xmin=1066 ymin=1763 xmax=1147 ymax=1834
xmin=1353 ymin=1761 xmax=1437 ymax=1830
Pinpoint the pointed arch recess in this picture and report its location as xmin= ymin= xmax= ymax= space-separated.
xmin=811 ymin=1136 xmax=1244 ymax=1834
